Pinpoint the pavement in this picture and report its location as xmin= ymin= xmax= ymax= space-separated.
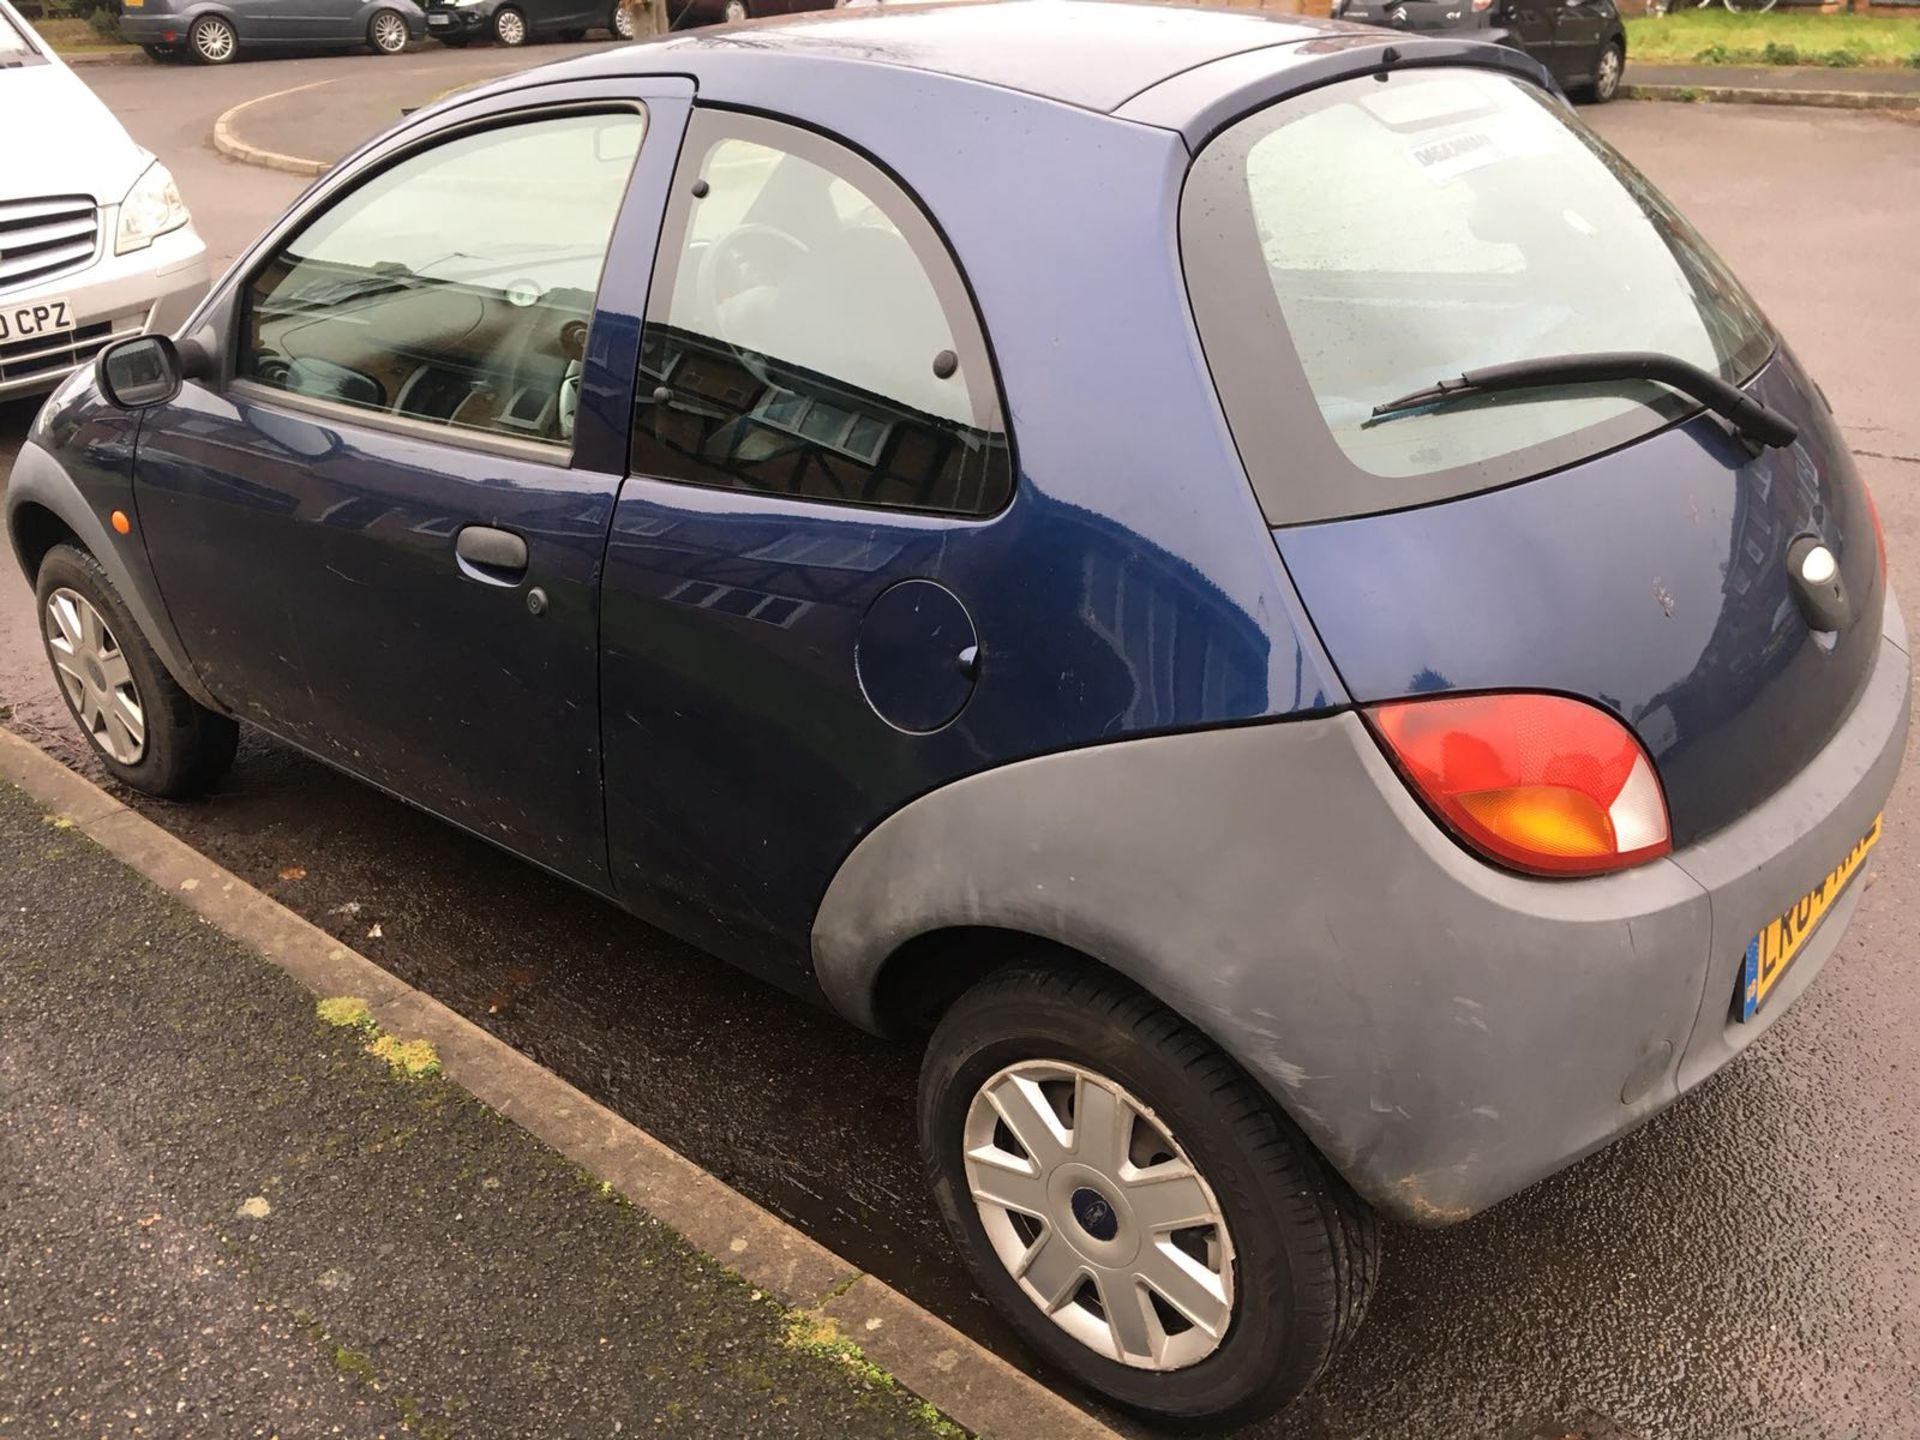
xmin=0 ymin=777 xmax=965 ymax=1440
xmin=3 ymin=55 xmax=1920 ymax=1440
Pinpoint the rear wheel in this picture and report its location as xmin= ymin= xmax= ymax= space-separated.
xmin=492 ymin=4 xmax=527 ymax=43
xmin=609 ymin=1 xmax=636 ymax=38
xmin=721 ymin=0 xmax=747 ymax=20
xmin=35 ymin=546 xmax=237 ymax=798
xmin=188 ymin=13 xmax=237 ymax=63
xmin=368 ymin=7 xmax=410 ymax=52
xmin=1588 ymin=41 xmax=1625 ymax=103
xmin=919 ymin=962 xmax=1378 ymax=1428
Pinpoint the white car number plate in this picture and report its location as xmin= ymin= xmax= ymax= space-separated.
xmin=428 ymin=12 xmax=450 ymax=23
xmin=0 ymin=297 xmax=76 ymax=345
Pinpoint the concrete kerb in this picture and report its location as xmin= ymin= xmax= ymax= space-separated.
xmin=0 ymin=726 xmax=1122 ymax=1440
xmin=212 ymin=78 xmax=340 ymax=176
xmin=1618 ymin=82 xmax=1920 ymax=111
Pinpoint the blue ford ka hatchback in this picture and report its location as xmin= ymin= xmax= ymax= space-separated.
xmin=9 ymin=2 xmax=1908 ymax=1424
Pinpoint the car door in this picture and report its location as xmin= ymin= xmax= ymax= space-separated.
xmin=132 ymin=83 xmax=692 ymax=891
xmin=599 ymin=109 xmax=1016 ymax=981
xmin=230 ymin=0 xmax=301 ymax=40
xmin=1552 ymin=0 xmax=1610 ymax=84
xmin=1495 ymin=0 xmax=1553 ymax=65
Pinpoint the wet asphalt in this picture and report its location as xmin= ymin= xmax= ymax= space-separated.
xmin=3 ymin=63 xmax=1919 ymax=1440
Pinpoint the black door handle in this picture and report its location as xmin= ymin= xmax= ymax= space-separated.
xmin=455 ymin=525 xmax=528 ymax=585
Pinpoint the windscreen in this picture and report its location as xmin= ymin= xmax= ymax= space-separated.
xmin=1182 ymin=67 xmax=1775 ymax=524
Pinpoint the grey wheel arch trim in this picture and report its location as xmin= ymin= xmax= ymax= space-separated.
xmin=813 ymin=651 xmax=1907 ymax=1226
xmin=5 ymin=441 xmax=225 ymax=715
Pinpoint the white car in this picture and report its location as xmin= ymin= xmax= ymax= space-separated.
xmin=0 ymin=0 xmax=208 ymax=404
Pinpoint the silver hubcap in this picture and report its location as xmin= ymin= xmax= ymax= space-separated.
xmin=723 ymin=0 xmax=745 ymax=19
xmin=613 ymin=4 xmax=634 ymax=36
xmin=45 ymin=589 xmax=145 ymax=766
xmin=1598 ymin=48 xmax=1622 ymax=95
xmin=374 ymin=12 xmax=406 ymax=48
xmin=964 ymin=1061 xmax=1235 ymax=1370
xmin=497 ymin=9 xmax=524 ymax=41
xmin=196 ymin=19 xmax=233 ymax=58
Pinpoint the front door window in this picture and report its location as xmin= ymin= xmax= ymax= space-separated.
xmin=239 ymin=110 xmax=645 ymax=452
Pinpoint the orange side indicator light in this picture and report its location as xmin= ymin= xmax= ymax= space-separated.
xmin=110 ymin=510 xmax=131 ymax=535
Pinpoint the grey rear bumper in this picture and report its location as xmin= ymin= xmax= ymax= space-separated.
xmin=814 ymin=595 xmax=1909 ymax=1225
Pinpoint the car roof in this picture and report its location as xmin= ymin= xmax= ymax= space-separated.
xmin=563 ymin=0 xmax=1354 ymax=115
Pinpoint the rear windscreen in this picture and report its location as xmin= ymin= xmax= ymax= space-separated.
xmin=1182 ymin=67 xmax=1774 ymax=525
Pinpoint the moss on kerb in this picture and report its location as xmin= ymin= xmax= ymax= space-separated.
xmin=316 ymin=996 xmax=441 ymax=1078
xmin=316 ymin=995 xmax=375 ymax=1031
xmin=782 ymin=1313 xmax=967 ymax=1438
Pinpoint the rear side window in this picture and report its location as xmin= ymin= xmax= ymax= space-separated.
xmin=631 ymin=111 xmax=1011 ymax=517
xmin=1183 ymin=68 xmax=1773 ymax=525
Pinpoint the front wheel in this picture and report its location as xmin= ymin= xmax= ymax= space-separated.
xmin=721 ymin=0 xmax=747 ymax=20
xmin=609 ymin=1 xmax=636 ymax=38
xmin=368 ymin=7 xmax=410 ymax=52
xmin=36 ymin=546 xmax=238 ymax=798
xmin=919 ymin=963 xmax=1378 ymax=1428
xmin=188 ymin=13 xmax=238 ymax=63
xmin=491 ymin=4 xmax=527 ymax=43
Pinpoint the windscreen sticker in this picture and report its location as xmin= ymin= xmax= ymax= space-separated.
xmin=1406 ymin=129 xmax=1508 ymax=185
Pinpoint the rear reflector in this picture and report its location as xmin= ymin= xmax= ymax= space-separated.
xmin=1366 ymin=692 xmax=1671 ymax=877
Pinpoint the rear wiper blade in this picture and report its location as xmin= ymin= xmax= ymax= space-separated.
xmin=1370 ymin=350 xmax=1798 ymax=450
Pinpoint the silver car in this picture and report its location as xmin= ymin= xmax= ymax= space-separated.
xmin=0 ymin=0 xmax=208 ymax=403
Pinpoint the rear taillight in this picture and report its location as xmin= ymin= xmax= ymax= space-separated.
xmin=1864 ymin=480 xmax=1888 ymax=581
xmin=1366 ymin=692 xmax=1670 ymax=877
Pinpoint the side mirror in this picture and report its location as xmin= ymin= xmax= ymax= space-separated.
xmin=97 ymin=334 xmax=183 ymax=410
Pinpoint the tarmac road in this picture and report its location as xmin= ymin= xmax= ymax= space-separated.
xmin=3 ymin=60 xmax=1919 ymax=1439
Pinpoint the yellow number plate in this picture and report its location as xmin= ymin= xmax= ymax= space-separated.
xmin=1741 ymin=814 xmax=1881 ymax=1021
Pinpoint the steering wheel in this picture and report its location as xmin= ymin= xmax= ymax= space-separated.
xmin=695 ymin=223 xmax=811 ymax=325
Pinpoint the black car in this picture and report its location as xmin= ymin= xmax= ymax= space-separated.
xmin=1331 ymin=0 xmax=1626 ymax=101
xmin=423 ymin=0 xmax=635 ymax=45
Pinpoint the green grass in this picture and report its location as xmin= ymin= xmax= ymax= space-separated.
xmin=1626 ymin=10 xmax=1920 ymax=69
xmin=25 ymin=14 xmax=137 ymax=51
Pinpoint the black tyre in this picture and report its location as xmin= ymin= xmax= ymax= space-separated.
xmin=1587 ymin=40 xmax=1625 ymax=103
xmin=35 ymin=545 xmax=238 ymax=799
xmin=187 ymin=12 xmax=237 ymax=63
xmin=609 ymin=1 xmax=636 ymax=38
xmin=919 ymin=962 xmax=1378 ymax=1428
xmin=491 ymin=5 xmax=527 ymax=43
xmin=367 ymin=7 xmax=411 ymax=53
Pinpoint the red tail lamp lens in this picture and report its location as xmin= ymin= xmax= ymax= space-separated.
xmin=1367 ymin=693 xmax=1671 ymax=877
xmin=1864 ymin=480 xmax=1887 ymax=581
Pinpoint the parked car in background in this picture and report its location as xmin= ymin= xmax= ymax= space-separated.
xmin=117 ymin=0 xmax=426 ymax=63
xmin=0 ymin=0 xmax=207 ymax=402
xmin=424 ymin=0 xmax=633 ymax=45
xmin=1331 ymin=0 xmax=1627 ymax=101
xmin=667 ymin=0 xmax=833 ymax=24
xmin=11 ymin=2 xmax=1904 ymax=1427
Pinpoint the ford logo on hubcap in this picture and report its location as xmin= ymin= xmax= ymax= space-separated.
xmin=1070 ymin=1186 xmax=1119 ymax=1242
